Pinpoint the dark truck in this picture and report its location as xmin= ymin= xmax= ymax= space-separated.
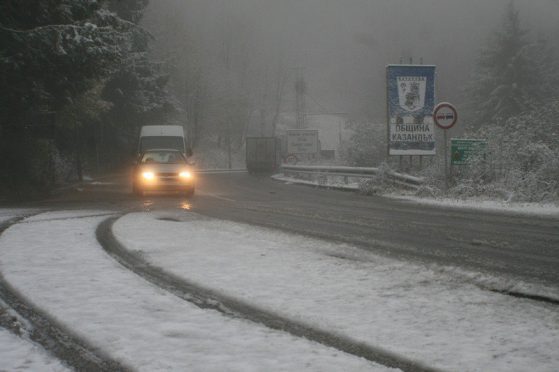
xmin=245 ymin=137 xmax=279 ymax=173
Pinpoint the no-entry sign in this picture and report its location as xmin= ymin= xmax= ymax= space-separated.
xmin=433 ymin=102 xmax=458 ymax=129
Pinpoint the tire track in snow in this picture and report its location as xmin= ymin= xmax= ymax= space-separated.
xmin=97 ymin=214 xmax=443 ymax=372
xmin=0 ymin=215 xmax=132 ymax=372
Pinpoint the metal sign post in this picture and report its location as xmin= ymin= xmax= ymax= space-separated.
xmin=444 ymin=130 xmax=449 ymax=189
xmin=433 ymin=102 xmax=458 ymax=190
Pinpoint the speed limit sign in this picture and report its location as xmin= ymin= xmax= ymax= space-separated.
xmin=433 ymin=102 xmax=458 ymax=129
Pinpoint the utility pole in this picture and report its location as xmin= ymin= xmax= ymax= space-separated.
xmin=227 ymin=119 xmax=232 ymax=169
xmin=294 ymin=67 xmax=306 ymax=129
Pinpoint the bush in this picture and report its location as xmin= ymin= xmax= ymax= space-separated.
xmin=358 ymin=163 xmax=397 ymax=195
xmin=419 ymin=116 xmax=559 ymax=203
xmin=503 ymin=143 xmax=559 ymax=202
xmin=340 ymin=120 xmax=386 ymax=167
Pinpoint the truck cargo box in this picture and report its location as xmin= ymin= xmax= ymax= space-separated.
xmin=246 ymin=137 xmax=279 ymax=173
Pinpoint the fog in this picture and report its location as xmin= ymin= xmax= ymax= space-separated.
xmin=143 ymin=0 xmax=559 ymax=123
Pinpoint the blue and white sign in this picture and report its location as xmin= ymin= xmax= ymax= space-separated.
xmin=387 ymin=65 xmax=436 ymax=155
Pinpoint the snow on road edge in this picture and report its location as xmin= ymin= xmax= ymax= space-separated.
xmin=272 ymin=174 xmax=559 ymax=217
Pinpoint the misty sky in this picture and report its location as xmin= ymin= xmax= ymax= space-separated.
xmin=143 ymin=0 xmax=559 ymax=121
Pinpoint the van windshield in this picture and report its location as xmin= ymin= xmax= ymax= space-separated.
xmin=141 ymin=151 xmax=185 ymax=164
xmin=140 ymin=136 xmax=185 ymax=153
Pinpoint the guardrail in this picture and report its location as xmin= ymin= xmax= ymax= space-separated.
xmin=280 ymin=165 xmax=424 ymax=190
xmin=195 ymin=169 xmax=248 ymax=174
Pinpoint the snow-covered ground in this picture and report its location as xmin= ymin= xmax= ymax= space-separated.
xmin=0 ymin=210 xmax=391 ymax=372
xmin=1 ymin=210 xmax=68 ymax=371
xmin=0 ymin=209 xmax=39 ymax=225
xmin=0 ymin=327 xmax=69 ymax=372
xmin=114 ymin=211 xmax=559 ymax=372
xmin=0 ymin=210 xmax=65 ymax=372
xmin=272 ymin=174 xmax=559 ymax=218
xmin=1 ymin=206 xmax=558 ymax=371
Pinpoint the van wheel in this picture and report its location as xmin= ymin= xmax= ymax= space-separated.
xmin=133 ymin=184 xmax=144 ymax=197
xmin=184 ymin=187 xmax=195 ymax=197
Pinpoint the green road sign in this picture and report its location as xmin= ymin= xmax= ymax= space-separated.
xmin=451 ymin=139 xmax=487 ymax=165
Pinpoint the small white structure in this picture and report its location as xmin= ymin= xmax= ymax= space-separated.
xmin=305 ymin=114 xmax=351 ymax=160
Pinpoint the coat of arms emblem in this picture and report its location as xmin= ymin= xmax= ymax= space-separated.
xmin=397 ymin=76 xmax=426 ymax=112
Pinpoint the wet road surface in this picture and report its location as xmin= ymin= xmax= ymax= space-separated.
xmin=17 ymin=171 xmax=559 ymax=288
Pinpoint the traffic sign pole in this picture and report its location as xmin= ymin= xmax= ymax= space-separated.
xmin=444 ymin=130 xmax=449 ymax=190
xmin=433 ymin=102 xmax=458 ymax=191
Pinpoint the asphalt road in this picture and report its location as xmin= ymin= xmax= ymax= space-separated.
xmin=23 ymin=171 xmax=559 ymax=288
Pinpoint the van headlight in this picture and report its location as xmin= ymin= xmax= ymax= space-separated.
xmin=179 ymin=171 xmax=192 ymax=179
xmin=142 ymin=171 xmax=155 ymax=180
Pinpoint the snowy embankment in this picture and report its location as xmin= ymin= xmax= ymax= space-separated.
xmin=113 ymin=211 xmax=559 ymax=372
xmin=0 ymin=210 xmax=390 ymax=372
xmin=272 ymin=174 xmax=559 ymax=217
xmin=386 ymin=194 xmax=559 ymax=217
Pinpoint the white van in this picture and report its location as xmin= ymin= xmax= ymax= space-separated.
xmin=138 ymin=125 xmax=192 ymax=157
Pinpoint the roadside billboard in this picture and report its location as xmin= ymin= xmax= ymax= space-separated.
xmin=386 ymin=65 xmax=436 ymax=155
xmin=287 ymin=129 xmax=319 ymax=155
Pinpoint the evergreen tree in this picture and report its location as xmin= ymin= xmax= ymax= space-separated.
xmin=0 ymin=1 xmax=143 ymax=196
xmin=0 ymin=0 xmax=132 ymax=121
xmin=101 ymin=0 xmax=177 ymax=161
xmin=109 ymin=0 xmax=149 ymax=24
xmin=467 ymin=1 xmax=543 ymax=127
xmin=458 ymin=1 xmax=559 ymax=202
